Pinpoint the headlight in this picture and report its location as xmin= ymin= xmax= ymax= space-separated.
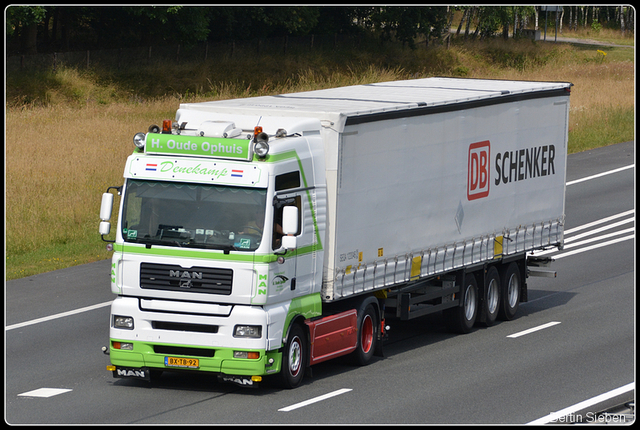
xmin=133 ymin=132 xmax=146 ymax=150
xmin=233 ymin=325 xmax=262 ymax=338
xmin=253 ymin=140 xmax=269 ymax=158
xmin=113 ymin=315 xmax=134 ymax=330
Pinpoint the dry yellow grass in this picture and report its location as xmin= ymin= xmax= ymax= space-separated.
xmin=6 ymin=100 xmax=176 ymax=255
xmin=5 ymin=38 xmax=634 ymax=279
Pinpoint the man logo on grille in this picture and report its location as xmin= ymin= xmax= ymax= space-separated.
xmin=169 ymin=269 xmax=202 ymax=289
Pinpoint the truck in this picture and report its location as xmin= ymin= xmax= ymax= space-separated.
xmin=99 ymin=77 xmax=571 ymax=388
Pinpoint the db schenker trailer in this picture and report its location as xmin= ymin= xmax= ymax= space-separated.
xmin=99 ymin=77 xmax=571 ymax=388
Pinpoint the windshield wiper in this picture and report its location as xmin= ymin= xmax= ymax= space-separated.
xmin=130 ymin=237 xmax=181 ymax=249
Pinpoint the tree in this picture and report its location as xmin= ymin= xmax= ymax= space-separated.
xmin=6 ymin=5 xmax=46 ymax=54
xmin=369 ymin=6 xmax=448 ymax=48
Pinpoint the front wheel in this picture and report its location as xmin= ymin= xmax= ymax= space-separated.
xmin=279 ymin=323 xmax=307 ymax=389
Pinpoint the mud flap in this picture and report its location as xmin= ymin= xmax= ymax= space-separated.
xmin=218 ymin=374 xmax=260 ymax=388
xmin=110 ymin=366 xmax=151 ymax=381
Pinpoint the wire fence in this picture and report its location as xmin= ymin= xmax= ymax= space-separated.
xmin=6 ymin=34 xmax=363 ymax=74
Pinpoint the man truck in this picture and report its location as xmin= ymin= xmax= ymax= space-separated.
xmin=99 ymin=77 xmax=571 ymax=388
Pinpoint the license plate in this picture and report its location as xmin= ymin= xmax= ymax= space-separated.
xmin=164 ymin=356 xmax=199 ymax=369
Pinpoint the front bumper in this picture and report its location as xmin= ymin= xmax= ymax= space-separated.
xmin=109 ymin=339 xmax=282 ymax=385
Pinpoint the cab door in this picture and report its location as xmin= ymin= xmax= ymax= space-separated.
xmin=272 ymin=171 xmax=315 ymax=297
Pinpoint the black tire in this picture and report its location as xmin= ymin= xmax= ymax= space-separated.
xmin=480 ymin=266 xmax=501 ymax=326
xmin=352 ymin=303 xmax=378 ymax=366
xmin=279 ymin=323 xmax=306 ymax=389
xmin=444 ymin=272 xmax=479 ymax=334
xmin=498 ymin=262 xmax=521 ymax=321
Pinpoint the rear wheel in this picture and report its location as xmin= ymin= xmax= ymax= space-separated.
xmin=352 ymin=303 xmax=378 ymax=365
xmin=444 ymin=272 xmax=478 ymax=333
xmin=279 ymin=323 xmax=306 ymax=389
xmin=499 ymin=262 xmax=521 ymax=321
xmin=481 ymin=266 xmax=501 ymax=326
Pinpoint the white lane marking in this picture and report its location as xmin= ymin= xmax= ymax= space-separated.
xmin=507 ymin=321 xmax=561 ymax=338
xmin=553 ymin=234 xmax=634 ymax=259
xmin=18 ymin=388 xmax=73 ymax=398
xmin=564 ymin=218 xmax=634 ymax=244
xmin=526 ymin=382 xmax=635 ymax=425
xmin=5 ymin=301 xmax=112 ymax=331
xmin=535 ymin=228 xmax=635 ymax=258
xmin=563 ymin=210 xmax=634 ymax=235
xmin=278 ymin=388 xmax=352 ymax=412
xmin=531 ymin=210 xmax=635 ymax=258
xmin=566 ymin=164 xmax=634 ymax=186
xmin=564 ymin=227 xmax=635 ymax=248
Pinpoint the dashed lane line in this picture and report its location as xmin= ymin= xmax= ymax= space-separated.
xmin=6 ymin=301 xmax=112 ymax=331
xmin=17 ymin=388 xmax=73 ymax=398
xmin=507 ymin=321 xmax=562 ymax=338
xmin=278 ymin=388 xmax=353 ymax=412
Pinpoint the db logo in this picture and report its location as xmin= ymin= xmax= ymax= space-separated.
xmin=467 ymin=141 xmax=490 ymax=200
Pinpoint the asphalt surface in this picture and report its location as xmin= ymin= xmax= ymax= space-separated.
xmin=5 ymin=141 xmax=635 ymax=424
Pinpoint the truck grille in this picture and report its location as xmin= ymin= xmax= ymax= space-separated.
xmin=140 ymin=263 xmax=233 ymax=295
xmin=153 ymin=345 xmax=215 ymax=357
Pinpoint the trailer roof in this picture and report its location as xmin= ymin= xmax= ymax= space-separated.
xmin=180 ymin=77 xmax=572 ymax=127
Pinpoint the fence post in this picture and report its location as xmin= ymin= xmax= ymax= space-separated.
xmin=53 ymin=52 xmax=57 ymax=72
xmin=87 ymin=50 xmax=90 ymax=68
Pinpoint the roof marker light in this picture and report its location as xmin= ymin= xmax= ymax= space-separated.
xmin=253 ymin=126 xmax=269 ymax=158
xmin=162 ymin=119 xmax=172 ymax=134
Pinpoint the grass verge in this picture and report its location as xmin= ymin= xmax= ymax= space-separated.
xmin=5 ymin=36 xmax=635 ymax=280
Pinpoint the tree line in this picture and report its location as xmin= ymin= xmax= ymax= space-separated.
xmin=7 ymin=6 xmax=635 ymax=56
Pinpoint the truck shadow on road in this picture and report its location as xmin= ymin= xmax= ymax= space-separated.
xmin=302 ymin=288 xmax=578 ymax=385
xmin=108 ymin=288 xmax=576 ymax=393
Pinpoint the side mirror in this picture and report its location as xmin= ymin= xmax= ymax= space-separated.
xmin=99 ymin=192 xmax=114 ymax=236
xmin=100 ymin=192 xmax=114 ymax=221
xmin=281 ymin=206 xmax=298 ymax=250
xmin=282 ymin=206 xmax=299 ymax=235
xmin=99 ymin=221 xmax=111 ymax=236
xmin=99 ymin=187 xmax=121 ymax=243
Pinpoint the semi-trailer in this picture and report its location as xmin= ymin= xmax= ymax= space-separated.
xmin=99 ymin=77 xmax=571 ymax=388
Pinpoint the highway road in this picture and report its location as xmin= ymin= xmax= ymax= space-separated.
xmin=5 ymin=141 xmax=635 ymax=424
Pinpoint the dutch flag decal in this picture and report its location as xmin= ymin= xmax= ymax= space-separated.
xmin=231 ymin=170 xmax=243 ymax=178
xmin=146 ymin=163 xmax=157 ymax=171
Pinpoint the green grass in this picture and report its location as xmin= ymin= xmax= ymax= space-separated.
xmin=5 ymin=34 xmax=635 ymax=280
xmin=569 ymin=106 xmax=635 ymax=153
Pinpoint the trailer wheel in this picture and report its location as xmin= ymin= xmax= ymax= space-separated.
xmin=444 ymin=272 xmax=478 ymax=333
xmin=481 ymin=266 xmax=501 ymax=326
xmin=352 ymin=303 xmax=378 ymax=366
xmin=279 ymin=323 xmax=306 ymax=389
xmin=499 ymin=262 xmax=521 ymax=321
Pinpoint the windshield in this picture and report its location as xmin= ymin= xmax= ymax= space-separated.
xmin=121 ymin=179 xmax=267 ymax=251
